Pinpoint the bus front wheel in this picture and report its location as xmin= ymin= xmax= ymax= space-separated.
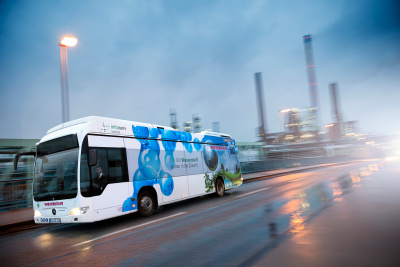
xmin=215 ymin=178 xmax=225 ymax=197
xmin=138 ymin=191 xmax=155 ymax=217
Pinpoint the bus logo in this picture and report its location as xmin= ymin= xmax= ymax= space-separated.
xmin=44 ymin=202 xmax=63 ymax=206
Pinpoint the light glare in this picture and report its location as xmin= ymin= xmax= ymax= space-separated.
xmin=69 ymin=206 xmax=89 ymax=215
xmin=60 ymin=36 xmax=78 ymax=47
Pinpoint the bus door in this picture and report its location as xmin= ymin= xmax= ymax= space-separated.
xmin=87 ymin=135 xmax=129 ymax=220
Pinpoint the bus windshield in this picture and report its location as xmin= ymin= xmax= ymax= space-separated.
xmin=33 ymin=148 xmax=79 ymax=201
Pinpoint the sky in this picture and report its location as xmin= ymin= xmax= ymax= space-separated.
xmin=1 ymin=0 xmax=399 ymax=142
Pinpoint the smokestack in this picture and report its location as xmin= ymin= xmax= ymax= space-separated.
xmin=303 ymin=34 xmax=320 ymax=134
xmin=254 ymin=72 xmax=268 ymax=143
xmin=170 ymin=108 xmax=178 ymax=130
xmin=329 ymin=82 xmax=343 ymax=138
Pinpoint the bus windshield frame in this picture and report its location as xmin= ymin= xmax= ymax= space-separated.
xmin=33 ymin=134 xmax=79 ymax=201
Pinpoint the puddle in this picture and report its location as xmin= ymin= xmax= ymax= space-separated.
xmin=263 ymin=164 xmax=377 ymax=242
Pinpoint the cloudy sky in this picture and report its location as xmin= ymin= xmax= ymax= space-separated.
xmin=1 ymin=0 xmax=399 ymax=141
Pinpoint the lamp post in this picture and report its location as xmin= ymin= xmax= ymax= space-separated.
xmin=59 ymin=36 xmax=77 ymax=123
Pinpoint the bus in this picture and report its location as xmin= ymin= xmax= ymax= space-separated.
xmin=14 ymin=116 xmax=243 ymax=223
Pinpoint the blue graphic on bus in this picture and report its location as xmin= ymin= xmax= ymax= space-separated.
xmin=122 ymin=125 xmax=240 ymax=212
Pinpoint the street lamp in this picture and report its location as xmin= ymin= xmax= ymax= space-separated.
xmin=59 ymin=36 xmax=77 ymax=123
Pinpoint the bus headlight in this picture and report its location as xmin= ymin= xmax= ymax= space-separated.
xmin=69 ymin=206 xmax=89 ymax=215
xmin=34 ymin=210 xmax=42 ymax=217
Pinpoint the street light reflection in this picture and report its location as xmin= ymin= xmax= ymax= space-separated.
xmin=290 ymin=211 xmax=305 ymax=233
xmin=264 ymin=165 xmax=379 ymax=242
xmin=35 ymin=233 xmax=54 ymax=248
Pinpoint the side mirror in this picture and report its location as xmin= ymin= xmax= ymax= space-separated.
xmin=14 ymin=151 xmax=36 ymax=170
xmin=88 ymin=149 xmax=97 ymax=167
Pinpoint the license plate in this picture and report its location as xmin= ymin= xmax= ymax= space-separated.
xmin=40 ymin=218 xmax=61 ymax=223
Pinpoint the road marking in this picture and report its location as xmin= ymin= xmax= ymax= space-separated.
xmin=290 ymin=178 xmax=305 ymax=182
xmin=72 ymin=212 xmax=187 ymax=247
xmin=235 ymin=187 xmax=270 ymax=198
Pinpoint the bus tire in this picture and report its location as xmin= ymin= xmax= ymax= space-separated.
xmin=215 ymin=178 xmax=225 ymax=197
xmin=138 ymin=191 xmax=155 ymax=217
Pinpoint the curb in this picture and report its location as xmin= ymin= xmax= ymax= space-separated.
xmin=0 ymin=219 xmax=36 ymax=235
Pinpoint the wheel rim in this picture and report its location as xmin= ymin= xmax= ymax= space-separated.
xmin=217 ymin=181 xmax=223 ymax=195
xmin=140 ymin=196 xmax=153 ymax=213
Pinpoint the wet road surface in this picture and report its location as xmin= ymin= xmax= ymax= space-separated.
xmin=1 ymin=161 xmax=399 ymax=266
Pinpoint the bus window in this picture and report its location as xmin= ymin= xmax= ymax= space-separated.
xmin=107 ymin=148 xmax=127 ymax=183
xmin=81 ymin=146 xmax=128 ymax=197
xmin=80 ymin=152 xmax=90 ymax=195
xmin=91 ymin=149 xmax=108 ymax=194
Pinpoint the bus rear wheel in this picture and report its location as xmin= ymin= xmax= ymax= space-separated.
xmin=138 ymin=191 xmax=155 ymax=217
xmin=215 ymin=178 xmax=225 ymax=197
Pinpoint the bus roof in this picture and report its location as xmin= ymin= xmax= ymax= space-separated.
xmin=46 ymin=116 xmax=232 ymax=143
xmin=47 ymin=116 xmax=174 ymax=134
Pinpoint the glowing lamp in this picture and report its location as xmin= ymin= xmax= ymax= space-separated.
xmin=60 ymin=36 xmax=78 ymax=47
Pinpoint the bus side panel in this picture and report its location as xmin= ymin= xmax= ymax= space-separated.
xmin=123 ymin=138 xmax=141 ymax=182
xmin=185 ymin=145 xmax=208 ymax=197
xmin=89 ymin=135 xmax=124 ymax=147
xmin=159 ymin=141 xmax=189 ymax=203
xmin=93 ymin=183 xmax=131 ymax=221
xmin=227 ymin=145 xmax=242 ymax=189
xmin=201 ymin=143 xmax=242 ymax=192
xmin=202 ymin=143 xmax=225 ymax=194
xmin=124 ymin=138 xmax=163 ymax=208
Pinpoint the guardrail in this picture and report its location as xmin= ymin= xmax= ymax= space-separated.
xmin=240 ymin=156 xmax=361 ymax=174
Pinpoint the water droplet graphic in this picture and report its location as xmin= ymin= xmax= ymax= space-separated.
xmin=203 ymin=144 xmax=218 ymax=171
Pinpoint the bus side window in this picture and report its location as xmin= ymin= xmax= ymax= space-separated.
xmin=107 ymin=148 xmax=126 ymax=183
xmin=80 ymin=152 xmax=91 ymax=195
xmin=91 ymin=149 xmax=109 ymax=193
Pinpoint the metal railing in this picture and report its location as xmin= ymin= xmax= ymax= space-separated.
xmin=0 ymin=164 xmax=34 ymax=212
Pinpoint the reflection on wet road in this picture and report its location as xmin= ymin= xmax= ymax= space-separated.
xmin=0 ymin=161 xmax=394 ymax=266
xmin=239 ymin=163 xmax=382 ymax=265
xmin=265 ymin=166 xmax=372 ymax=242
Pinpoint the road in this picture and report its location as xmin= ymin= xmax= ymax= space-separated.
xmin=1 ymin=161 xmax=399 ymax=266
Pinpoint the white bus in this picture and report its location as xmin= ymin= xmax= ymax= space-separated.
xmin=15 ymin=116 xmax=243 ymax=223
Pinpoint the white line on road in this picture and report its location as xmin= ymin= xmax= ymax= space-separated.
xmin=235 ymin=187 xmax=271 ymax=198
xmin=290 ymin=178 xmax=305 ymax=182
xmin=72 ymin=212 xmax=187 ymax=247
